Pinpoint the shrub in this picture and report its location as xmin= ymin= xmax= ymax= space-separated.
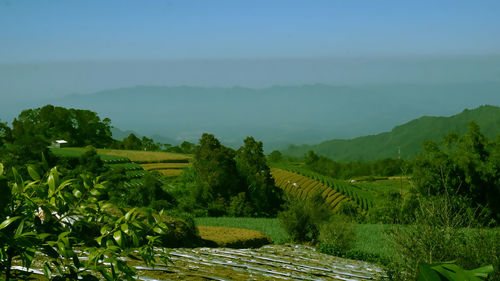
xmin=228 ymin=192 xmax=253 ymax=217
xmin=278 ymin=193 xmax=331 ymax=242
xmin=318 ymin=216 xmax=355 ymax=253
xmin=387 ymin=195 xmax=500 ymax=280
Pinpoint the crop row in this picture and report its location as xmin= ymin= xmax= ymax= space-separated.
xmin=123 ymin=178 xmax=145 ymax=188
xmin=271 ymin=165 xmax=374 ymax=211
xmin=271 ymin=168 xmax=350 ymax=212
xmin=106 ymin=162 xmax=143 ymax=171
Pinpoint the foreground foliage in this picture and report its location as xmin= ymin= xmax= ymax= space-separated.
xmin=0 ymin=160 xmax=182 ymax=280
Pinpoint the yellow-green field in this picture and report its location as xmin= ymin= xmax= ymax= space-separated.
xmin=52 ymin=147 xmax=192 ymax=178
xmin=271 ymin=168 xmax=350 ymax=212
xmin=156 ymin=169 xmax=184 ymax=177
xmin=197 ymin=225 xmax=272 ymax=248
xmin=96 ymin=149 xmax=191 ymax=163
xmin=141 ymin=163 xmax=191 ymax=170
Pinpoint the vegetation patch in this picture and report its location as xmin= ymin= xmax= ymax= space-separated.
xmin=141 ymin=162 xmax=191 ymax=170
xmin=157 ymin=169 xmax=184 ymax=177
xmin=195 ymin=217 xmax=290 ymax=244
xmin=197 ymin=225 xmax=272 ymax=248
xmin=97 ymin=149 xmax=191 ymax=163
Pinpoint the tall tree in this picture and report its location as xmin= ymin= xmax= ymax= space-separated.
xmin=236 ymin=137 xmax=283 ymax=216
xmin=193 ymin=133 xmax=242 ymax=202
xmin=120 ymin=133 xmax=142 ymax=150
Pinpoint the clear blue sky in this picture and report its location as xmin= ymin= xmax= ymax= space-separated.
xmin=1 ymin=0 xmax=500 ymax=62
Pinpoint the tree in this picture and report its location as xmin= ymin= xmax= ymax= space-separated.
xmin=121 ymin=133 xmax=142 ymax=150
xmin=267 ymin=150 xmax=283 ymax=162
xmin=10 ymin=105 xmax=113 ymax=148
xmin=180 ymin=141 xmax=195 ymax=154
xmin=236 ymin=137 xmax=283 ymax=216
xmin=0 ymin=120 xmax=11 ymax=146
xmin=412 ymin=122 xmax=500 ymax=224
xmin=192 ymin=134 xmax=243 ymax=203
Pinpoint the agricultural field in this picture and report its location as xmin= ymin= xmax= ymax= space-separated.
xmin=140 ymin=162 xmax=191 ymax=170
xmin=271 ymin=165 xmax=416 ymax=212
xmin=51 ymin=147 xmax=129 ymax=163
xmin=51 ymin=147 xmax=192 ymax=180
xmin=195 ymin=217 xmax=290 ymax=244
xmin=195 ymin=217 xmax=393 ymax=262
xmin=271 ymin=168 xmax=370 ymax=213
xmin=96 ymin=149 xmax=191 ymax=163
xmin=354 ymin=178 xmax=412 ymax=194
xmin=5 ymin=245 xmax=386 ymax=281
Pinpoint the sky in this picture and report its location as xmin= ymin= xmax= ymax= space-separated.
xmin=1 ymin=0 xmax=500 ymax=62
xmin=1 ymin=0 xmax=500 ymax=144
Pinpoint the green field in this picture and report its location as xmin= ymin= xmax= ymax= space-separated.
xmin=195 ymin=217 xmax=392 ymax=259
xmin=195 ymin=217 xmax=290 ymax=244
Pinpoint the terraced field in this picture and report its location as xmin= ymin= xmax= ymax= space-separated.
xmin=272 ymin=168 xmax=353 ymax=212
xmin=11 ymin=245 xmax=386 ymax=280
xmin=271 ymin=166 xmax=375 ymax=212
xmin=51 ymin=147 xmax=192 ymax=179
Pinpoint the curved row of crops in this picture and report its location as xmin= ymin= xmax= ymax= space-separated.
xmin=271 ymin=167 xmax=374 ymax=213
xmin=271 ymin=168 xmax=352 ymax=212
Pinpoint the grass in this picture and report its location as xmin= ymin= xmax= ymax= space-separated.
xmin=354 ymin=178 xmax=412 ymax=194
xmin=353 ymin=224 xmax=394 ymax=260
xmin=195 ymin=217 xmax=290 ymax=244
xmin=195 ymin=217 xmax=393 ymax=261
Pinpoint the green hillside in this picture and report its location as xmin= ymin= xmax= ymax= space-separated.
xmin=283 ymin=105 xmax=500 ymax=161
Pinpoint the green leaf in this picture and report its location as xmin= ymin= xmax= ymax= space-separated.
xmin=41 ymin=152 xmax=49 ymax=171
xmin=417 ymin=263 xmax=442 ymax=281
xmin=121 ymin=223 xmax=129 ymax=234
xmin=468 ymin=264 xmax=494 ymax=278
xmin=14 ymin=219 xmax=25 ymax=238
xmin=11 ymin=167 xmax=23 ymax=194
xmin=124 ymin=208 xmax=137 ymax=221
xmin=100 ymin=226 xmax=110 ymax=235
xmin=153 ymin=227 xmax=164 ymax=234
xmin=0 ymin=216 xmax=21 ymax=230
xmin=43 ymin=263 xmax=52 ymax=280
xmin=0 ymin=163 xmax=3 ymax=176
xmin=56 ymin=179 xmax=75 ymax=193
xmin=48 ymin=173 xmax=56 ymax=196
xmin=27 ymin=165 xmax=41 ymax=181
xmin=113 ymin=231 xmax=122 ymax=247
xmin=73 ymin=189 xmax=82 ymax=198
xmin=90 ymin=189 xmax=101 ymax=196
xmin=432 ymin=263 xmax=471 ymax=281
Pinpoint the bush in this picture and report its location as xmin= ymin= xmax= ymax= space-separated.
xmin=278 ymin=193 xmax=331 ymax=242
xmin=318 ymin=216 xmax=355 ymax=253
xmin=228 ymin=192 xmax=253 ymax=217
xmin=387 ymin=196 xmax=500 ymax=280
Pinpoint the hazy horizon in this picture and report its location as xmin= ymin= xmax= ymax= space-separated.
xmin=1 ymin=0 xmax=500 ymax=148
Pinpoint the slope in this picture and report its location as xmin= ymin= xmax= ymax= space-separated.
xmin=282 ymin=105 xmax=500 ymax=161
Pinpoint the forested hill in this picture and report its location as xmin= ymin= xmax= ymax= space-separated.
xmin=282 ymin=105 xmax=500 ymax=161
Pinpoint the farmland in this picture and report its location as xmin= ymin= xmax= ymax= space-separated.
xmin=271 ymin=167 xmax=374 ymax=213
xmin=51 ymin=147 xmax=192 ymax=181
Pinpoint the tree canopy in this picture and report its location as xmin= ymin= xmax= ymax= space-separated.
xmin=413 ymin=122 xmax=500 ymax=224
xmin=11 ymin=105 xmax=113 ymax=148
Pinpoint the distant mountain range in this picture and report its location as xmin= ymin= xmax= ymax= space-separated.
xmin=3 ymin=82 xmax=500 ymax=152
xmin=110 ymin=127 xmax=178 ymax=145
xmin=282 ymin=105 xmax=500 ymax=161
